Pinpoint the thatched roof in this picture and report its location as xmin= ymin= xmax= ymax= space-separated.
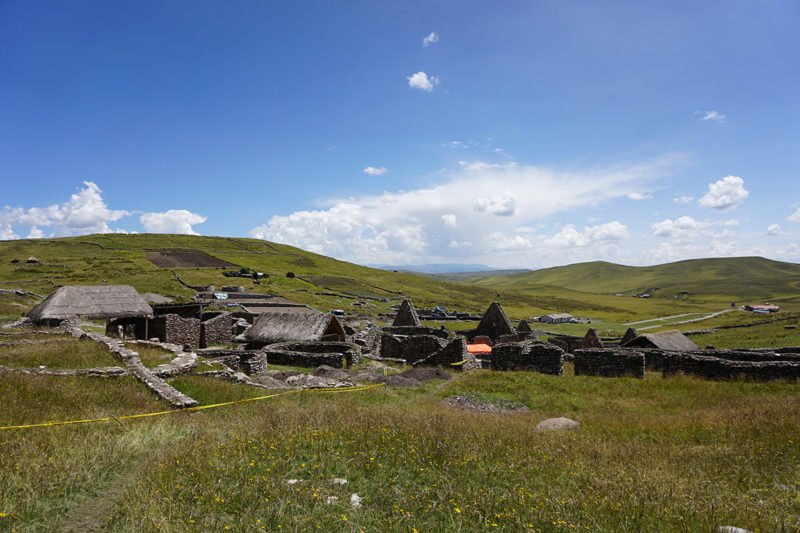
xmin=623 ymin=330 xmax=699 ymax=352
xmin=476 ymin=302 xmax=515 ymax=340
xmin=27 ymin=285 xmax=153 ymax=321
xmin=393 ymin=299 xmax=421 ymax=327
xmin=245 ymin=312 xmax=345 ymax=344
xmin=142 ymin=292 xmax=174 ymax=304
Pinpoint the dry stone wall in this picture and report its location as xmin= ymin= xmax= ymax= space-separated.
xmin=573 ymin=348 xmax=645 ymax=378
xmin=414 ymin=337 xmax=468 ymax=367
xmin=382 ymin=326 xmax=450 ymax=340
xmin=200 ymin=312 xmax=232 ymax=348
xmin=379 ymin=333 xmax=447 ymax=363
xmin=264 ymin=341 xmax=360 ymax=368
xmin=661 ymin=353 xmax=800 ymax=381
xmin=149 ymin=314 xmax=201 ymax=347
xmin=491 ymin=341 xmax=564 ymax=375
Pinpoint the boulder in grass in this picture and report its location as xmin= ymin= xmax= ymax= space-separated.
xmin=718 ymin=527 xmax=753 ymax=533
xmin=535 ymin=417 xmax=580 ymax=432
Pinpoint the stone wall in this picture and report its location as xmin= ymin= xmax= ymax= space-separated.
xmin=148 ymin=314 xmax=201 ymax=347
xmin=106 ymin=317 xmax=149 ymax=340
xmin=381 ymin=325 xmax=450 ymax=340
xmin=200 ymin=312 xmax=232 ymax=348
xmin=661 ymin=353 xmax=800 ymax=381
xmin=264 ymin=341 xmax=360 ymax=368
xmin=378 ymin=333 xmax=447 ymax=363
xmin=573 ymin=348 xmax=645 ymax=378
xmin=414 ymin=337 xmax=468 ymax=367
xmin=547 ymin=335 xmax=582 ymax=354
xmin=491 ymin=341 xmax=564 ymax=375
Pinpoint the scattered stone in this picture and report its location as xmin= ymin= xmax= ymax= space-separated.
xmin=286 ymin=479 xmax=303 ymax=485
xmin=249 ymin=375 xmax=291 ymax=389
xmin=325 ymin=496 xmax=338 ymax=504
xmin=331 ymin=478 xmax=348 ymax=485
xmin=535 ymin=417 xmax=580 ymax=432
xmin=399 ymin=367 xmax=452 ymax=382
xmin=284 ymin=374 xmax=355 ymax=389
xmin=350 ymin=493 xmax=363 ymax=509
xmin=440 ymin=394 xmax=530 ymax=414
xmin=718 ymin=527 xmax=753 ymax=533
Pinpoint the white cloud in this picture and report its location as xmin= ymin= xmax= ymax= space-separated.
xmin=673 ymin=195 xmax=694 ymax=204
xmin=788 ymin=208 xmax=800 ymax=223
xmin=441 ymin=214 xmax=457 ymax=228
xmin=422 ymin=32 xmax=439 ymax=47
xmin=651 ymin=216 xmax=739 ymax=240
xmin=473 ymin=193 xmax=517 ymax=216
xmin=627 ymin=192 xmax=652 ymax=200
xmin=26 ymin=227 xmax=45 ymax=239
xmin=363 ymin=166 xmax=388 ymax=176
xmin=407 ymin=71 xmax=439 ymax=92
xmin=249 ymin=157 xmax=677 ymax=266
xmin=766 ymin=224 xmax=784 ymax=236
xmin=545 ymin=221 xmax=629 ymax=248
xmin=697 ymin=176 xmax=749 ymax=211
xmin=490 ymin=233 xmax=533 ymax=252
xmin=0 ymin=223 xmax=18 ymax=240
xmin=139 ymin=210 xmax=207 ymax=235
xmin=699 ymin=110 xmax=726 ymax=122
xmin=0 ymin=181 xmax=129 ymax=236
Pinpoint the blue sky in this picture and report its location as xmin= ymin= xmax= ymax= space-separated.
xmin=1 ymin=1 xmax=798 ymax=268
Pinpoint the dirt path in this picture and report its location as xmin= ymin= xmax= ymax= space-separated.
xmin=629 ymin=308 xmax=735 ymax=331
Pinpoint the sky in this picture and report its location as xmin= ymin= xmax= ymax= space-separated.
xmin=1 ymin=1 xmax=799 ymax=269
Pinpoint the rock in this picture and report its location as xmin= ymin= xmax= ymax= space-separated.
xmin=718 ymin=527 xmax=753 ymax=533
xmin=325 ymin=496 xmax=338 ymax=504
xmin=284 ymin=374 xmax=355 ymax=389
xmin=350 ymin=493 xmax=363 ymax=509
xmin=286 ymin=479 xmax=303 ymax=485
xmin=331 ymin=478 xmax=348 ymax=485
xmin=535 ymin=417 xmax=580 ymax=432
xmin=249 ymin=375 xmax=291 ymax=389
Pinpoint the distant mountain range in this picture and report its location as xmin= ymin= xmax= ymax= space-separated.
xmin=372 ymin=263 xmax=531 ymax=275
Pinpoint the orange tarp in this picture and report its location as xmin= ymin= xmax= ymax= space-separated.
xmin=467 ymin=343 xmax=492 ymax=354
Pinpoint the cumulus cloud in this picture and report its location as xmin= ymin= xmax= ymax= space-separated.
xmin=250 ymin=157 xmax=675 ymax=266
xmin=673 ymin=196 xmax=694 ymax=204
xmin=490 ymin=233 xmax=534 ymax=252
xmin=422 ymin=32 xmax=439 ymax=47
xmin=407 ymin=71 xmax=439 ymax=92
xmin=363 ymin=166 xmax=388 ymax=176
xmin=788 ymin=208 xmax=800 ymax=223
xmin=545 ymin=221 xmax=629 ymax=248
xmin=699 ymin=110 xmax=726 ymax=122
xmin=27 ymin=227 xmax=45 ymax=239
xmin=441 ymin=214 xmax=457 ymax=228
xmin=0 ymin=223 xmax=18 ymax=240
xmin=651 ymin=216 xmax=738 ymax=239
xmin=473 ymin=193 xmax=517 ymax=216
xmin=0 ymin=181 xmax=129 ymax=236
xmin=627 ymin=192 xmax=652 ymax=200
xmin=698 ymin=176 xmax=749 ymax=211
xmin=766 ymin=224 xmax=784 ymax=236
xmin=139 ymin=210 xmax=207 ymax=235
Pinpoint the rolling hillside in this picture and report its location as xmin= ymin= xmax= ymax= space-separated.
xmin=1 ymin=235 xmax=799 ymax=326
xmin=473 ymin=257 xmax=800 ymax=303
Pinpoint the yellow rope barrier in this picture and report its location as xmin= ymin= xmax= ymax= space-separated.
xmin=0 ymin=383 xmax=385 ymax=431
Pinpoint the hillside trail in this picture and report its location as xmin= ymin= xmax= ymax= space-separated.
xmin=626 ymin=308 xmax=735 ymax=330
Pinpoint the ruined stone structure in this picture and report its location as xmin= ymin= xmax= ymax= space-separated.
xmin=200 ymin=312 xmax=232 ymax=348
xmin=378 ymin=333 xmax=447 ymax=363
xmin=393 ymin=299 xmax=421 ymax=327
xmin=149 ymin=314 xmax=201 ymax=347
xmin=381 ymin=325 xmax=450 ymax=340
xmin=620 ymin=327 xmax=638 ymax=345
xmin=414 ymin=337 xmax=468 ymax=367
xmin=264 ymin=341 xmax=360 ymax=368
xmin=490 ymin=341 xmax=564 ymax=375
xmin=474 ymin=302 xmax=515 ymax=342
xmin=573 ymin=348 xmax=645 ymax=378
xmin=579 ymin=328 xmax=604 ymax=349
xmin=547 ymin=335 xmax=582 ymax=354
xmin=661 ymin=353 xmax=800 ymax=381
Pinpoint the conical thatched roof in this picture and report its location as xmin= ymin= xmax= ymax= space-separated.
xmin=27 ymin=285 xmax=153 ymax=321
xmin=623 ymin=330 xmax=699 ymax=352
xmin=245 ymin=312 xmax=345 ymax=344
xmin=392 ymin=299 xmax=421 ymax=327
xmin=476 ymin=302 xmax=515 ymax=340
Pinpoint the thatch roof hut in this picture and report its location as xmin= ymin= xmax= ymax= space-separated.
xmin=623 ymin=330 xmax=699 ymax=352
xmin=475 ymin=302 xmax=515 ymax=341
xmin=26 ymin=256 xmax=40 ymax=263
xmin=27 ymin=285 xmax=153 ymax=322
xmin=245 ymin=312 xmax=346 ymax=346
xmin=392 ymin=299 xmax=421 ymax=327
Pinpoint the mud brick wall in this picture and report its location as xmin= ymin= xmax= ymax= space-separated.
xmin=148 ymin=314 xmax=201 ymax=347
xmin=491 ymin=341 xmax=564 ymax=375
xmin=573 ymin=348 xmax=645 ymax=378
xmin=662 ymin=353 xmax=800 ymax=381
xmin=379 ymin=334 xmax=447 ymax=363
xmin=200 ymin=312 xmax=232 ymax=348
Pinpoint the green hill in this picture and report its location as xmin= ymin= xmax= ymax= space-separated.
xmin=473 ymin=257 xmax=800 ymax=303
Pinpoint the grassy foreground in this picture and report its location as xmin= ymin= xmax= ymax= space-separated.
xmin=1 ymin=366 xmax=799 ymax=532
